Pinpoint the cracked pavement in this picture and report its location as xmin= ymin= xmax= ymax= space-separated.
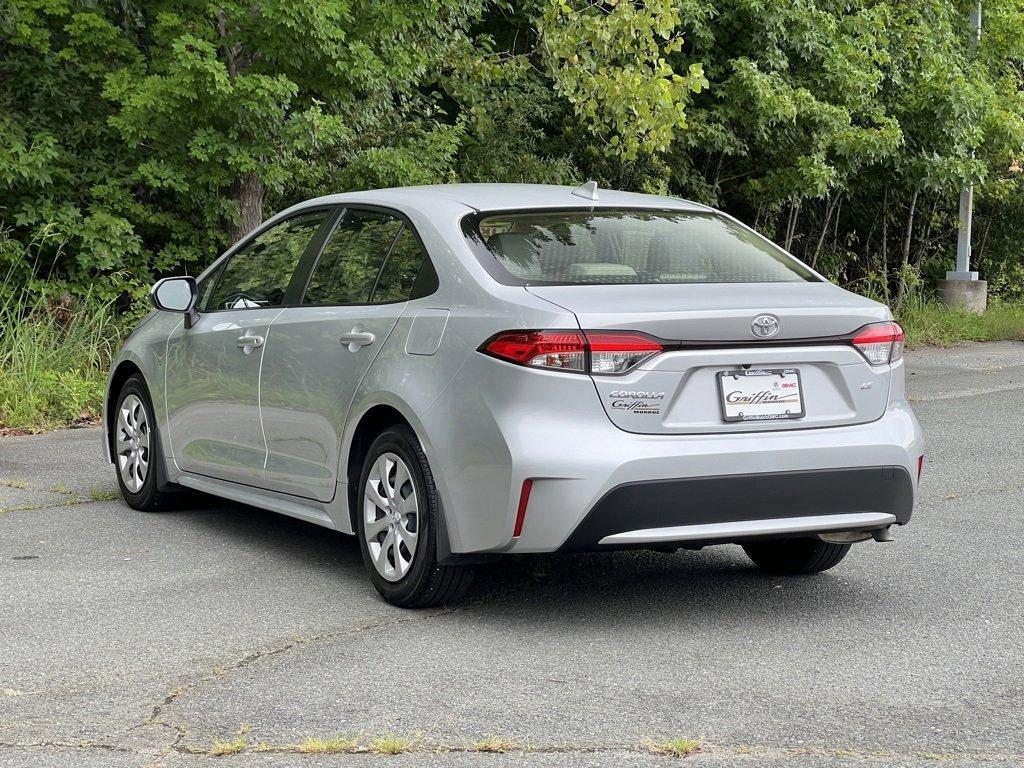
xmin=1 ymin=342 xmax=1022 ymax=767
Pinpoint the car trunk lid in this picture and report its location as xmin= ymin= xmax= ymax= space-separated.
xmin=526 ymin=282 xmax=893 ymax=434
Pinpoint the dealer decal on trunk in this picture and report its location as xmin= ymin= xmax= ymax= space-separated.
xmin=609 ymin=390 xmax=666 ymax=415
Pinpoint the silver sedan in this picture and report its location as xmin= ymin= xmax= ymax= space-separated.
xmin=104 ymin=183 xmax=923 ymax=607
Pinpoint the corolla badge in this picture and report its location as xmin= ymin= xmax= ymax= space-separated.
xmin=750 ymin=314 xmax=780 ymax=339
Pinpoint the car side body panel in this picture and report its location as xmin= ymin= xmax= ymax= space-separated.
xmin=259 ymin=302 xmax=407 ymax=502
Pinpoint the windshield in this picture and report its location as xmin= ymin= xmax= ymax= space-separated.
xmin=468 ymin=209 xmax=818 ymax=285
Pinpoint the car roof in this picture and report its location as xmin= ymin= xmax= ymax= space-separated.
xmin=301 ymin=183 xmax=713 ymax=214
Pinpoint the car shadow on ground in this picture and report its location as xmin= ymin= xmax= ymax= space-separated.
xmin=150 ymin=490 xmax=892 ymax=629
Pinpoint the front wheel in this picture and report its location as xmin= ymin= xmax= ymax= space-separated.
xmin=356 ymin=425 xmax=473 ymax=608
xmin=742 ymin=538 xmax=851 ymax=575
xmin=113 ymin=375 xmax=176 ymax=512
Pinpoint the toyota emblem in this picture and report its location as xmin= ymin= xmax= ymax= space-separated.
xmin=751 ymin=314 xmax=780 ymax=338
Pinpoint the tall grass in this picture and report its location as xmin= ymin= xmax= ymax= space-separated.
xmin=0 ymin=290 xmax=125 ymax=430
xmin=850 ymin=267 xmax=1024 ymax=347
xmin=897 ymin=297 xmax=1024 ymax=346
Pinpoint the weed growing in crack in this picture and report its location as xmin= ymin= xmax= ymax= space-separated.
xmin=209 ymin=725 xmax=250 ymax=756
xmin=293 ymin=735 xmax=365 ymax=754
xmin=469 ymin=735 xmax=518 ymax=753
xmin=368 ymin=733 xmax=420 ymax=755
xmin=643 ymin=737 xmax=702 ymax=758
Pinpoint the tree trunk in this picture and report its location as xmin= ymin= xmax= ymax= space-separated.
xmin=880 ymin=184 xmax=889 ymax=301
xmin=913 ymin=193 xmax=939 ymax=264
xmin=976 ymin=213 xmax=992 ymax=263
xmin=895 ymin=185 xmax=920 ymax=306
xmin=227 ymin=172 xmax=265 ymax=245
xmin=811 ymin=194 xmax=839 ymax=268
xmin=863 ymin=211 xmax=877 ymax=263
xmin=784 ymin=198 xmax=801 ymax=252
xmin=900 ymin=185 xmax=919 ymax=268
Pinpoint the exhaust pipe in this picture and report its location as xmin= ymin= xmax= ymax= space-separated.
xmin=820 ymin=525 xmax=896 ymax=544
xmin=819 ymin=530 xmax=873 ymax=544
xmin=871 ymin=526 xmax=894 ymax=542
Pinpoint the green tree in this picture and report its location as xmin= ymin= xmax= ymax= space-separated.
xmin=1 ymin=1 xmax=147 ymax=296
xmin=537 ymin=0 xmax=707 ymax=161
xmin=1 ymin=0 xmax=481 ymax=296
xmin=104 ymin=0 xmax=480 ymax=248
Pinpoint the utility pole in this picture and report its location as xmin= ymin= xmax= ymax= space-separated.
xmin=939 ymin=0 xmax=987 ymax=311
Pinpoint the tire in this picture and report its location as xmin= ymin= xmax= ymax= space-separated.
xmin=742 ymin=537 xmax=851 ymax=575
xmin=356 ymin=425 xmax=473 ymax=608
xmin=113 ymin=375 xmax=176 ymax=512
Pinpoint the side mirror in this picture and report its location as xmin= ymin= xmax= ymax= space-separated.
xmin=149 ymin=276 xmax=199 ymax=328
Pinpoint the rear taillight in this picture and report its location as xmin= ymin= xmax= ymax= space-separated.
xmin=585 ymin=331 xmax=663 ymax=374
xmin=482 ymin=331 xmax=586 ymax=372
xmin=482 ymin=330 xmax=662 ymax=375
xmin=851 ymin=322 xmax=905 ymax=366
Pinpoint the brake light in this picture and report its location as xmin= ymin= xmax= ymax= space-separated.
xmin=851 ymin=322 xmax=905 ymax=366
xmin=482 ymin=330 xmax=662 ymax=375
xmin=483 ymin=331 xmax=586 ymax=371
xmin=917 ymin=455 xmax=924 ymax=481
xmin=585 ymin=331 xmax=663 ymax=374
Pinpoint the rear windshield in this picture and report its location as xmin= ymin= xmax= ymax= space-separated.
xmin=468 ymin=209 xmax=818 ymax=285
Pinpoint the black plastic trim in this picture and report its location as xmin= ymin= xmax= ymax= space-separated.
xmin=559 ymin=466 xmax=915 ymax=551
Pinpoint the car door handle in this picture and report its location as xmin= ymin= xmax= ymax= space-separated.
xmin=235 ymin=332 xmax=264 ymax=350
xmin=339 ymin=330 xmax=375 ymax=349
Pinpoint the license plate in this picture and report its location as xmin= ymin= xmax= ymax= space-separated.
xmin=717 ymin=368 xmax=805 ymax=422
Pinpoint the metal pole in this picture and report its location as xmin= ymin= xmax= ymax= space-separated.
xmin=951 ymin=1 xmax=982 ymax=280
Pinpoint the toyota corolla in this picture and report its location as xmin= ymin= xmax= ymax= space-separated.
xmin=103 ymin=183 xmax=923 ymax=607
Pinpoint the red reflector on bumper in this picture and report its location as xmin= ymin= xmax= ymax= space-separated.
xmin=513 ymin=479 xmax=533 ymax=538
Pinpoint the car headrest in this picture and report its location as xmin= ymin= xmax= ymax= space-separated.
xmin=566 ymin=263 xmax=638 ymax=279
xmin=488 ymin=233 xmax=538 ymax=270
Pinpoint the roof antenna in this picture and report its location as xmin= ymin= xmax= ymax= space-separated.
xmin=571 ymin=180 xmax=599 ymax=201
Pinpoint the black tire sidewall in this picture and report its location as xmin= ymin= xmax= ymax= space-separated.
xmin=743 ymin=537 xmax=850 ymax=575
xmin=114 ymin=376 xmax=163 ymax=510
xmin=356 ymin=427 xmax=439 ymax=605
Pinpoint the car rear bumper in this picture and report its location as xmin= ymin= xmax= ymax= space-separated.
xmin=422 ymin=353 xmax=922 ymax=555
xmin=493 ymin=402 xmax=922 ymax=554
xmin=558 ymin=466 xmax=913 ymax=551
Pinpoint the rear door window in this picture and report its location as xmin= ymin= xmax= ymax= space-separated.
xmin=303 ymin=209 xmax=403 ymax=305
xmin=370 ymin=227 xmax=429 ymax=303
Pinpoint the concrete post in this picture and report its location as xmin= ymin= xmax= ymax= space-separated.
xmin=941 ymin=0 xmax=987 ymax=313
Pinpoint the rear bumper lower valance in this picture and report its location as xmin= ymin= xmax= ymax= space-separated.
xmin=559 ymin=466 xmax=914 ymax=551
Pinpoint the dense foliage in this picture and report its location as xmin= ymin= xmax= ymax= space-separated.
xmin=2 ymin=0 xmax=1023 ymax=305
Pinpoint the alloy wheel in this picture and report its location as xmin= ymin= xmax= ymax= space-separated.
xmin=116 ymin=393 xmax=150 ymax=493
xmin=363 ymin=452 xmax=419 ymax=582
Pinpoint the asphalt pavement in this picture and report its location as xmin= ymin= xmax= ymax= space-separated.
xmin=1 ymin=342 xmax=1022 ymax=767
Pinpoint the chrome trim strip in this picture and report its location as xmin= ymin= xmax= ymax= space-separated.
xmin=598 ymin=512 xmax=897 ymax=545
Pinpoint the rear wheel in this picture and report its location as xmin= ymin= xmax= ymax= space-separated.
xmin=356 ymin=425 xmax=473 ymax=608
xmin=113 ymin=375 xmax=176 ymax=511
xmin=742 ymin=538 xmax=851 ymax=575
